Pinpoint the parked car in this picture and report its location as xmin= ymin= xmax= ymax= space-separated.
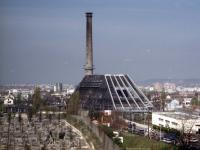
xmin=189 ymin=138 xmax=199 ymax=143
xmin=161 ymin=138 xmax=174 ymax=144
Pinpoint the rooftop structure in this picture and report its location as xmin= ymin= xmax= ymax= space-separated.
xmin=161 ymin=112 xmax=199 ymax=120
xmin=79 ymin=74 xmax=153 ymax=113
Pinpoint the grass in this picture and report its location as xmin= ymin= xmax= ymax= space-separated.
xmin=100 ymin=125 xmax=177 ymax=150
xmin=122 ymin=132 xmax=178 ymax=150
xmin=99 ymin=125 xmax=177 ymax=150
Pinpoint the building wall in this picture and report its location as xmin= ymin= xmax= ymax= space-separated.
xmin=152 ymin=112 xmax=200 ymax=133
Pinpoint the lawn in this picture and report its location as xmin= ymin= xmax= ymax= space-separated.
xmin=122 ymin=133 xmax=178 ymax=150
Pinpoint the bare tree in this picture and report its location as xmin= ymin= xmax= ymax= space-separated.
xmin=160 ymin=89 xmax=166 ymax=112
xmin=27 ymin=108 xmax=33 ymax=122
xmin=178 ymin=110 xmax=198 ymax=149
xmin=111 ymin=111 xmax=127 ymax=130
xmin=68 ymin=126 xmax=75 ymax=147
xmin=7 ymin=112 xmax=12 ymax=150
xmin=32 ymin=87 xmax=42 ymax=114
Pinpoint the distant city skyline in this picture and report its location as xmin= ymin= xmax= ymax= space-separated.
xmin=0 ymin=0 xmax=200 ymax=84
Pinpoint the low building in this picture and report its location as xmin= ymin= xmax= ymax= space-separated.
xmin=165 ymin=99 xmax=182 ymax=111
xmin=152 ymin=112 xmax=200 ymax=134
xmin=164 ymin=83 xmax=176 ymax=93
xmin=4 ymin=95 xmax=14 ymax=105
xmin=183 ymin=98 xmax=192 ymax=107
xmin=153 ymin=83 xmax=163 ymax=92
xmin=4 ymin=97 xmax=14 ymax=105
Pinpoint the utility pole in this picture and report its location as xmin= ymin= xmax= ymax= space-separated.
xmin=160 ymin=125 xmax=162 ymax=141
xmin=147 ymin=112 xmax=150 ymax=139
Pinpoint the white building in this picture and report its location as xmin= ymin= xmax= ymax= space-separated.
xmin=54 ymin=82 xmax=63 ymax=93
xmin=164 ymin=83 xmax=176 ymax=93
xmin=8 ymin=89 xmax=18 ymax=94
xmin=177 ymin=87 xmax=200 ymax=93
xmin=183 ymin=98 xmax=192 ymax=107
xmin=67 ymin=88 xmax=75 ymax=95
xmin=152 ymin=112 xmax=200 ymax=134
xmin=165 ymin=99 xmax=182 ymax=111
xmin=166 ymin=95 xmax=171 ymax=100
xmin=4 ymin=97 xmax=14 ymax=105
xmin=153 ymin=83 xmax=163 ymax=92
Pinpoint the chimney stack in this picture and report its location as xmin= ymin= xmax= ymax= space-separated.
xmin=85 ymin=12 xmax=94 ymax=75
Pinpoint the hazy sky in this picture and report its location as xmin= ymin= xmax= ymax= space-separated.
xmin=0 ymin=0 xmax=200 ymax=84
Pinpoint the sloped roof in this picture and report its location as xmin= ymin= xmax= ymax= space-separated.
xmin=79 ymin=74 xmax=153 ymax=112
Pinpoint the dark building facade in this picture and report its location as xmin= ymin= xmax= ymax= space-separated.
xmin=79 ymin=74 xmax=153 ymax=113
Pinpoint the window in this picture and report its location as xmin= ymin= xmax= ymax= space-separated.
xmin=123 ymin=90 xmax=129 ymax=97
xmin=165 ymin=120 xmax=170 ymax=123
xmin=172 ymin=122 xmax=178 ymax=126
xmin=117 ymin=90 xmax=123 ymax=97
xmin=158 ymin=118 xmax=163 ymax=121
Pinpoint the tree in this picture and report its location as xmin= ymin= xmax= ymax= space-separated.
xmin=191 ymin=97 xmax=200 ymax=106
xmin=111 ymin=111 xmax=126 ymax=130
xmin=48 ymin=113 xmax=52 ymax=123
xmin=39 ymin=110 xmax=42 ymax=122
xmin=177 ymin=110 xmax=197 ymax=150
xmin=15 ymin=93 xmax=22 ymax=105
xmin=18 ymin=112 xmax=23 ymax=132
xmin=27 ymin=108 xmax=33 ymax=122
xmin=7 ymin=112 xmax=12 ymax=149
xmin=0 ymin=100 xmax=3 ymax=113
xmin=67 ymin=91 xmax=80 ymax=115
xmin=0 ymin=101 xmax=3 ymax=125
xmin=44 ymin=106 xmax=49 ymax=119
xmin=68 ymin=126 xmax=74 ymax=145
xmin=24 ymin=144 xmax=31 ymax=150
xmin=58 ymin=105 xmax=61 ymax=122
xmin=32 ymin=87 xmax=42 ymax=114
xmin=160 ymin=89 xmax=166 ymax=111
xmin=7 ymin=112 xmax=11 ymax=124
xmin=41 ymin=144 xmax=47 ymax=150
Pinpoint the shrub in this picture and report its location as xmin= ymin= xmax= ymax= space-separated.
xmin=152 ymin=125 xmax=180 ymax=136
xmin=99 ymin=125 xmax=114 ymax=138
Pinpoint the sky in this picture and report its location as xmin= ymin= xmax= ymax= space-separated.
xmin=0 ymin=0 xmax=200 ymax=85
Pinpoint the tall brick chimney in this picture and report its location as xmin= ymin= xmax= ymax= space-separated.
xmin=85 ymin=12 xmax=94 ymax=75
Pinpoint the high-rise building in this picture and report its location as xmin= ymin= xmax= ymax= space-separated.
xmin=54 ymin=82 xmax=63 ymax=93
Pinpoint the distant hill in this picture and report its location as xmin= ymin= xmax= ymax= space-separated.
xmin=138 ymin=79 xmax=200 ymax=87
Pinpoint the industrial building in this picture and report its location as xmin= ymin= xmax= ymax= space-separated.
xmin=152 ymin=112 xmax=200 ymax=134
xmin=77 ymin=12 xmax=153 ymax=114
xmin=79 ymin=74 xmax=153 ymax=112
